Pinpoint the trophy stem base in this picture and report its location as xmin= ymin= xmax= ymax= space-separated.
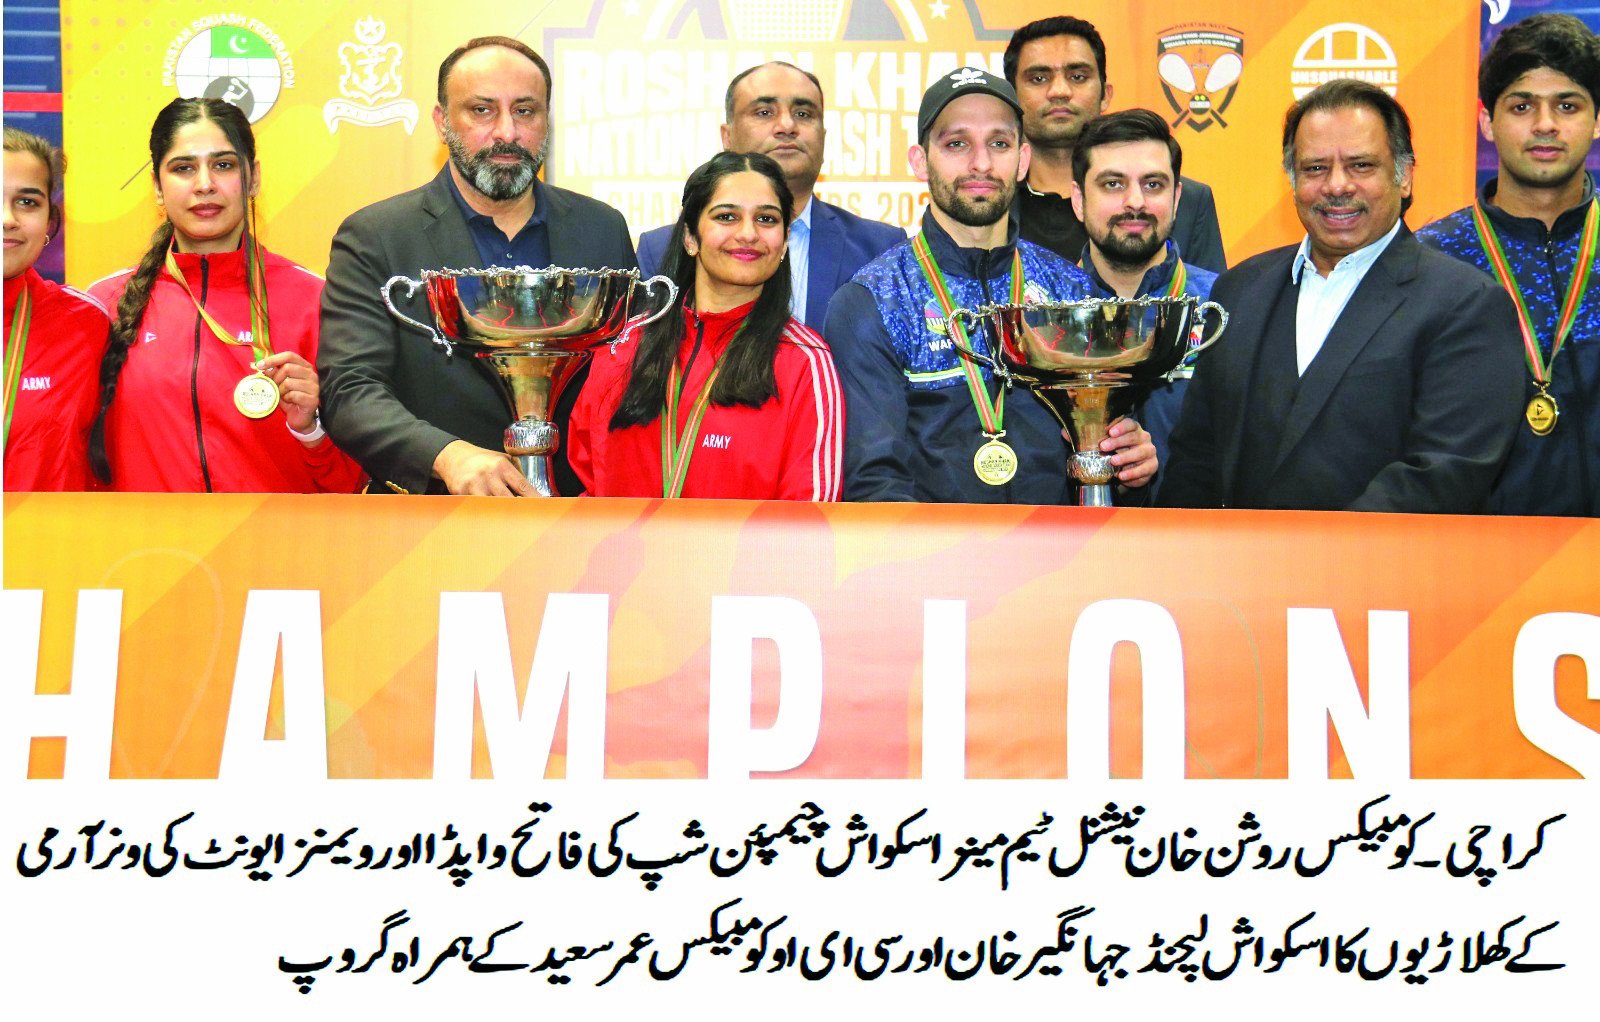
xmin=506 ymin=418 xmax=561 ymax=498
xmin=1078 ymin=484 xmax=1113 ymax=508
xmin=516 ymin=454 xmax=555 ymax=497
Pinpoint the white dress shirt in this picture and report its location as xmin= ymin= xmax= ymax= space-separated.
xmin=788 ymin=198 xmax=814 ymax=322
xmin=1289 ymin=218 xmax=1401 ymax=376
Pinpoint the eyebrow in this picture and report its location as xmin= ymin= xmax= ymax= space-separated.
xmin=465 ymin=94 xmax=542 ymax=105
xmin=1503 ymin=89 xmax=1588 ymax=100
xmin=748 ymin=94 xmax=820 ymax=109
xmin=163 ymin=149 xmax=241 ymax=164
xmin=1298 ymin=151 xmax=1379 ymax=164
xmin=708 ymin=202 xmax=783 ymax=213
xmin=13 ymin=184 xmax=47 ymax=196
xmin=1021 ymin=61 xmax=1096 ymax=76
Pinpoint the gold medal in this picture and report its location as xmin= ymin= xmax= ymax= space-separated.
xmin=1526 ymin=391 xmax=1559 ymax=436
xmin=233 ymin=371 xmax=280 ymax=419
xmin=974 ymin=438 xmax=1018 ymax=486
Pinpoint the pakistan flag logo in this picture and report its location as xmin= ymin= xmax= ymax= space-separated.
xmin=173 ymin=25 xmax=286 ymax=123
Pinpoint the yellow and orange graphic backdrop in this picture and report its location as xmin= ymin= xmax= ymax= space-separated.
xmin=8 ymin=493 xmax=1598 ymax=781
xmin=62 ymin=1 xmax=1479 ymax=285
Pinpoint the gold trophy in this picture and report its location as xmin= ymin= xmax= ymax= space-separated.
xmin=951 ymin=295 xmax=1227 ymax=506
xmin=382 ymin=265 xmax=677 ymax=495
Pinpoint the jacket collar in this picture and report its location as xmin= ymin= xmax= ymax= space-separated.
xmin=164 ymin=243 xmax=249 ymax=288
xmin=3 ymin=266 xmax=43 ymax=321
xmin=1479 ymin=173 xmax=1596 ymax=242
xmin=1082 ymin=239 xmax=1181 ymax=298
xmin=918 ymin=207 xmax=1020 ymax=279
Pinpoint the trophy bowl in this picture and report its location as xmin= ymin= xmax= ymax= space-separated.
xmin=952 ymin=295 xmax=1227 ymax=506
xmin=383 ymin=265 xmax=678 ymax=495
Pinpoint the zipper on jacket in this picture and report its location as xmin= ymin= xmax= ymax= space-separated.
xmin=191 ymin=257 xmax=214 ymax=492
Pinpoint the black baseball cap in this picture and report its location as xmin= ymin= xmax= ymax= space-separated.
xmin=916 ymin=67 xmax=1024 ymax=144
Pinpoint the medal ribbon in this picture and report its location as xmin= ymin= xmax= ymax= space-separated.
xmin=659 ymin=332 xmax=731 ymax=498
xmin=163 ymin=231 xmax=273 ymax=365
xmin=1165 ymin=257 xmax=1187 ymax=298
xmin=912 ymin=232 xmax=1022 ymax=439
xmin=3 ymin=284 xmax=32 ymax=449
xmin=1471 ymin=198 xmax=1597 ymax=388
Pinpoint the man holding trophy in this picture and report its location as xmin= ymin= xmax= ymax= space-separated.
xmin=317 ymin=36 xmax=637 ymax=496
xmin=826 ymin=68 xmax=1158 ymax=505
xmin=1070 ymin=109 xmax=1218 ymax=494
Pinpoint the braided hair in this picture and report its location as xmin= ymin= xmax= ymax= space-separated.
xmin=89 ymin=98 xmax=258 ymax=484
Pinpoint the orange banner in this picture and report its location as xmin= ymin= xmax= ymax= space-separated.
xmin=6 ymin=493 xmax=1597 ymax=781
xmin=61 ymin=1 xmax=1480 ymax=284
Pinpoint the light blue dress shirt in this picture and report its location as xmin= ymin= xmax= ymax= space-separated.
xmin=1289 ymin=217 xmax=1402 ymax=376
xmin=788 ymin=198 xmax=813 ymax=322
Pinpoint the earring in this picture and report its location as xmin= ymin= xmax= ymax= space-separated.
xmin=42 ymin=234 xmax=52 ymax=247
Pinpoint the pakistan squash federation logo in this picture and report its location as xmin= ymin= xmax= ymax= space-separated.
xmin=1156 ymin=25 xmax=1244 ymax=132
xmin=163 ymin=17 xmax=296 ymax=124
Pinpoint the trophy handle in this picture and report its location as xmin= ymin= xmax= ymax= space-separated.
xmin=949 ymin=308 xmax=1014 ymax=387
xmin=382 ymin=274 xmax=452 ymax=355
xmin=1188 ymin=300 xmax=1230 ymax=356
xmin=613 ymin=273 xmax=681 ymax=349
xmin=637 ymin=274 xmax=680 ymax=326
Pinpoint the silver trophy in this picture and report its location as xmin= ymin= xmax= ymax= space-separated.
xmin=382 ymin=265 xmax=677 ymax=495
xmin=951 ymin=295 xmax=1227 ymax=506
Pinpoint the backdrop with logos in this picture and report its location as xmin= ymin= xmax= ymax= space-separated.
xmin=60 ymin=0 xmax=1482 ymax=286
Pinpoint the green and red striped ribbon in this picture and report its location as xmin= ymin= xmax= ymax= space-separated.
xmin=3 ymin=283 xmax=32 ymax=449
xmin=660 ymin=342 xmax=731 ymax=498
xmin=911 ymin=232 xmax=1023 ymax=439
xmin=1471 ymin=198 xmax=1597 ymax=388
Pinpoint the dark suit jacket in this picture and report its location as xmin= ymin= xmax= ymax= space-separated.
xmin=317 ymin=167 xmax=636 ymax=494
xmin=636 ymin=197 xmax=905 ymax=329
xmin=1160 ymin=226 xmax=1523 ymax=513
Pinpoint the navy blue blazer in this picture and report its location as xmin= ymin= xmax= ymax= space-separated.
xmin=1160 ymin=227 xmax=1524 ymax=513
xmin=636 ymin=197 xmax=905 ymax=329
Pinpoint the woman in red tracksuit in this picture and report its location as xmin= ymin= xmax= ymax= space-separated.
xmin=568 ymin=151 xmax=843 ymax=500
xmin=88 ymin=97 xmax=362 ymax=493
xmin=4 ymin=127 xmax=109 ymax=491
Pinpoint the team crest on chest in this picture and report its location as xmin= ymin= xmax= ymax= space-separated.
xmin=923 ymin=299 xmax=949 ymax=339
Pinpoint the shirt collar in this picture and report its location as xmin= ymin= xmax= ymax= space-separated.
xmin=444 ymin=167 xmax=548 ymax=230
xmin=1291 ymin=217 xmax=1402 ymax=283
xmin=1479 ymin=173 xmax=1595 ymax=241
xmin=792 ymin=197 xmax=814 ymax=231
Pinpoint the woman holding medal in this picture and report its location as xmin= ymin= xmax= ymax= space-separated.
xmin=567 ymin=151 xmax=843 ymax=500
xmin=4 ymin=127 xmax=110 ymax=491
xmin=88 ymin=98 xmax=362 ymax=493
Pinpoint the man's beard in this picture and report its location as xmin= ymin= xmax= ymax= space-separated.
xmin=929 ymin=170 xmax=1014 ymax=228
xmin=1089 ymin=213 xmax=1167 ymax=270
xmin=443 ymin=128 xmax=547 ymax=202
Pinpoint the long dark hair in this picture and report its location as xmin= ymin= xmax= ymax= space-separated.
xmin=90 ymin=98 xmax=259 ymax=484
xmin=609 ymin=150 xmax=795 ymax=430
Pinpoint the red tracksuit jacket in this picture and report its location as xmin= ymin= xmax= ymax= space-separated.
xmin=568 ymin=302 xmax=844 ymax=500
xmin=3 ymin=267 xmax=110 ymax=491
xmin=89 ymin=246 xmax=364 ymax=493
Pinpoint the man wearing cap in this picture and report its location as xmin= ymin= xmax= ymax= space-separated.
xmin=825 ymin=68 xmax=1157 ymax=504
xmin=1005 ymin=15 xmax=1228 ymax=273
xmin=636 ymin=61 xmax=905 ymax=329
